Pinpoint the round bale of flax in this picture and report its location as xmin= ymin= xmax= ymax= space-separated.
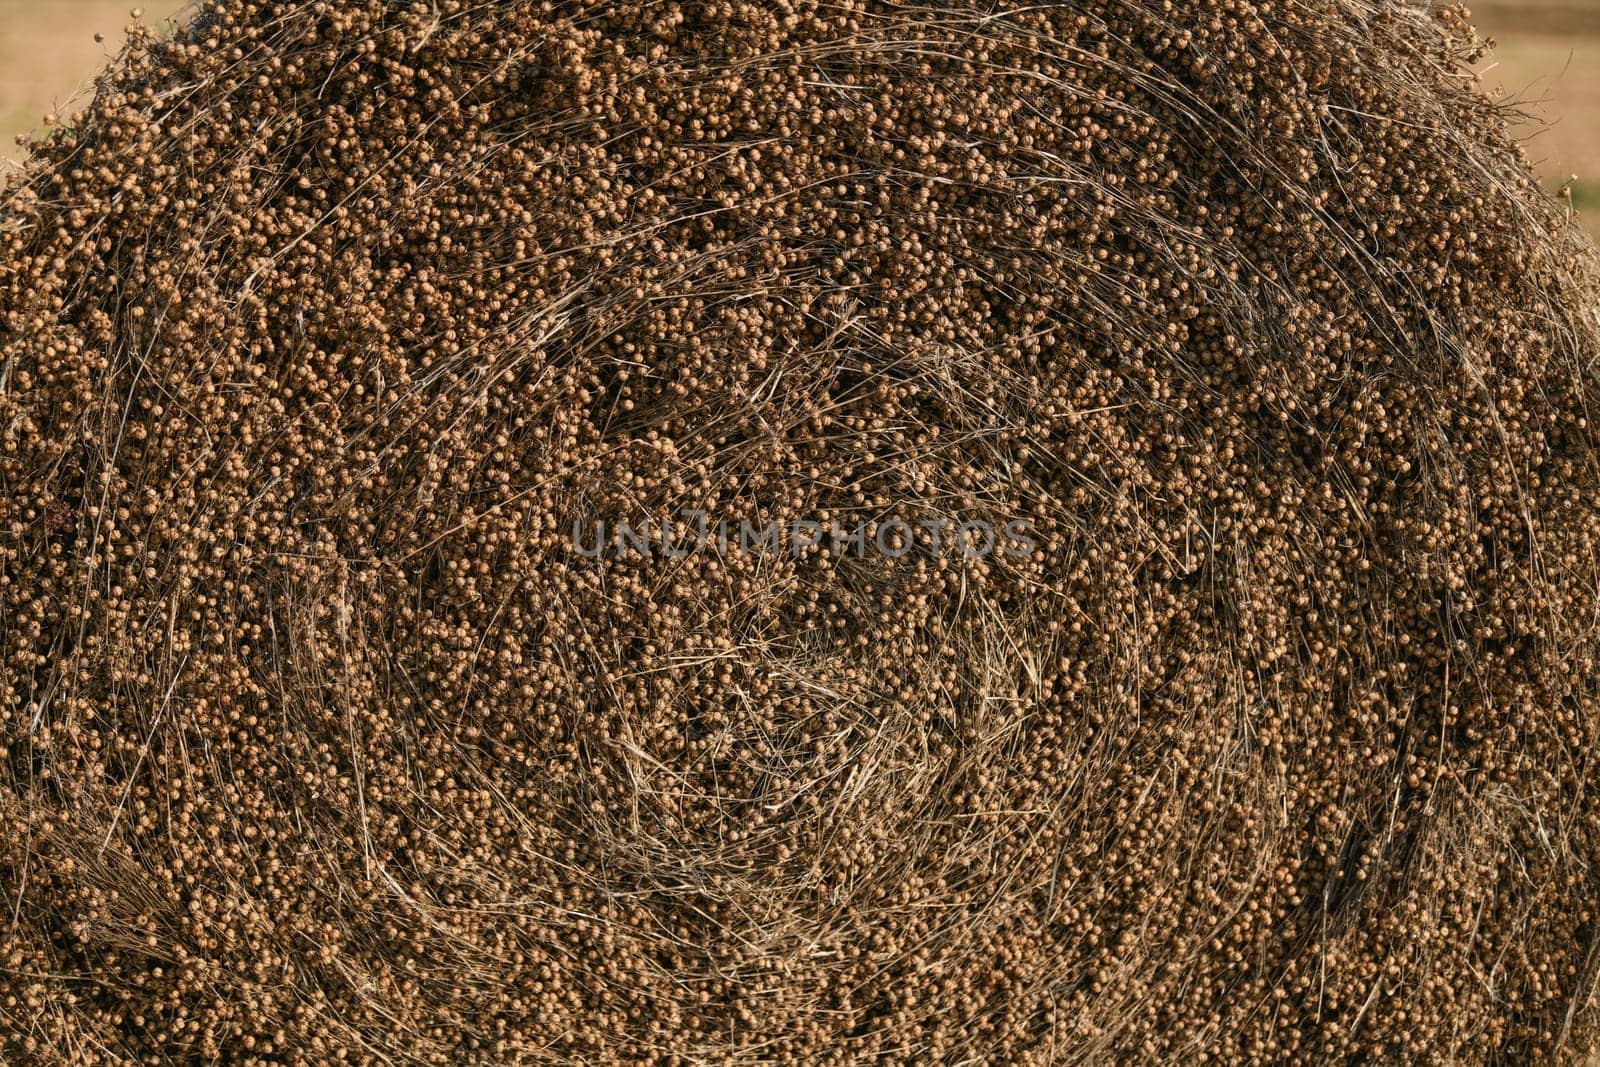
xmin=1 ymin=1 xmax=1598 ymax=1063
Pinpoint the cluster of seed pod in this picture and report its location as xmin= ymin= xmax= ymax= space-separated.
xmin=1 ymin=1 xmax=1598 ymax=1063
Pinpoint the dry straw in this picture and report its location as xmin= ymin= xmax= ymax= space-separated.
xmin=2 ymin=1 xmax=1599 ymax=1063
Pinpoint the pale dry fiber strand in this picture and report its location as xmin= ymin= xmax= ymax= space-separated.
xmin=1 ymin=1 xmax=1599 ymax=1064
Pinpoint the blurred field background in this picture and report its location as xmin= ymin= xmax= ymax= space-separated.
xmin=1473 ymin=1 xmax=1600 ymax=229
xmin=2 ymin=2 xmax=1600 ymax=232
xmin=0 ymin=1 xmax=184 ymax=171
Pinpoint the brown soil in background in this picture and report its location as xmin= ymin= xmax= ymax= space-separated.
xmin=1472 ymin=2 xmax=1600 ymax=231
xmin=0 ymin=1 xmax=184 ymax=171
